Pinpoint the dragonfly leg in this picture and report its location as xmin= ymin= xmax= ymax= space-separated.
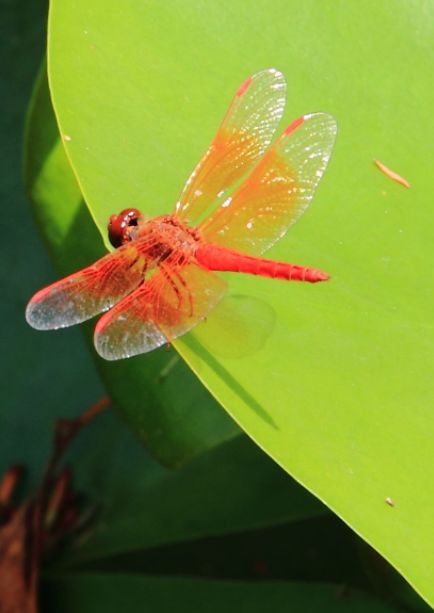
xmin=159 ymin=265 xmax=184 ymax=311
xmin=170 ymin=268 xmax=194 ymax=317
xmin=159 ymin=264 xmax=194 ymax=318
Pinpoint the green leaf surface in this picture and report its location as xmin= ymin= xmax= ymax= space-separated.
xmin=42 ymin=574 xmax=401 ymax=613
xmin=47 ymin=0 xmax=434 ymax=604
xmin=24 ymin=66 xmax=238 ymax=466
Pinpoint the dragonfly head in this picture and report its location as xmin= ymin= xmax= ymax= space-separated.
xmin=108 ymin=208 xmax=141 ymax=247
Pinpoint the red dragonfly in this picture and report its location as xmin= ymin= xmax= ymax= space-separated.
xmin=26 ymin=69 xmax=337 ymax=360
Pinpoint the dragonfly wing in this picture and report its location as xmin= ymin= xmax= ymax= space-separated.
xmin=175 ymin=69 xmax=286 ymax=225
xmin=200 ymin=113 xmax=337 ymax=255
xmin=26 ymin=243 xmax=147 ymax=330
xmin=94 ymin=257 xmax=227 ymax=360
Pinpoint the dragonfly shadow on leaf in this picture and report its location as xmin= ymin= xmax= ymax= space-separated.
xmin=182 ymin=316 xmax=279 ymax=430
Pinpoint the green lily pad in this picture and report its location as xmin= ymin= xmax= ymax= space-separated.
xmin=47 ymin=0 xmax=434 ymax=604
xmin=69 ymin=431 xmax=326 ymax=564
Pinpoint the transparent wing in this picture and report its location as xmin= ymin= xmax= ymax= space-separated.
xmin=175 ymin=68 xmax=286 ymax=225
xmin=199 ymin=113 xmax=337 ymax=255
xmin=25 ymin=242 xmax=149 ymax=330
xmin=94 ymin=256 xmax=227 ymax=360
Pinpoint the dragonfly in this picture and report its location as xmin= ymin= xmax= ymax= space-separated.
xmin=26 ymin=69 xmax=337 ymax=361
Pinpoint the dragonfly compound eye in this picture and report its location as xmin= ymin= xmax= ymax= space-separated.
xmin=108 ymin=208 xmax=141 ymax=247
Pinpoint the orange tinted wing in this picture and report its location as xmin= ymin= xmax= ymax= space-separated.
xmin=25 ymin=242 xmax=149 ymax=330
xmin=174 ymin=69 xmax=286 ymax=225
xmin=200 ymin=113 xmax=337 ymax=255
xmin=94 ymin=257 xmax=227 ymax=360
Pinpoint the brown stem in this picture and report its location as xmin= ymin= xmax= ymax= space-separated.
xmin=41 ymin=395 xmax=111 ymax=488
xmin=33 ymin=395 xmax=111 ymax=610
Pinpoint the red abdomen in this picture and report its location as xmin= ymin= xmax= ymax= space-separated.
xmin=195 ymin=244 xmax=329 ymax=283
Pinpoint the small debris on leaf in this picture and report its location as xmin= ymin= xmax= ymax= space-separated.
xmin=374 ymin=160 xmax=410 ymax=189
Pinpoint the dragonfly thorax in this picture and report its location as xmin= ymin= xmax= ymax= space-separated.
xmin=141 ymin=214 xmax=201 ymax=261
